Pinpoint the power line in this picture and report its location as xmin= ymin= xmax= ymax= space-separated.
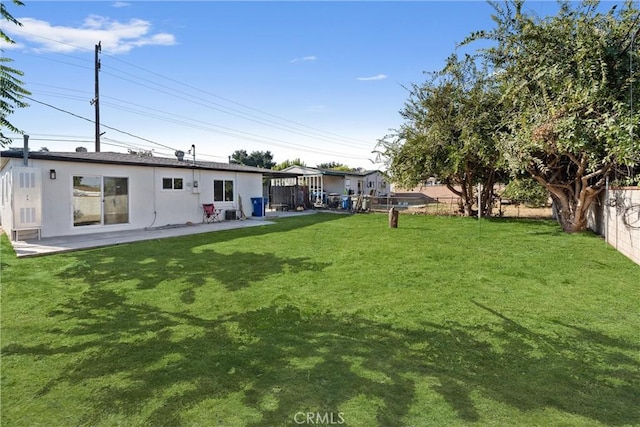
xmin=16 ymin=50 xmax=93 ymax=71
xmin=23 ymin=95 xmax=370 ymax=161
xmin=16 ymin=32 xmax=372 ymax=148
xmin=13 ymin=32 xmax=380 ymax=162
xmin=97 ymin=98 xmax=370 ymax=159
xmin=102 ymin=67 xmax=374 ymax=150
xmin=26 ymin=80 xmax=378 ymax=157
xmin=23 ymin=82 xmax=92 ymax=96
xmin=104 ymin=53 xmax=374 ymax=147
xmin=23 ymin=95 xmax=179 ymax=152
xmin=26 ymin=85 xmax=371 ymax=159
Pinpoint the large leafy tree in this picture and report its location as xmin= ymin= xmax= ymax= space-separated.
xmin=316 ymin=161 xmax=352 ymax=172
xmin=465 ymin=0 xmax=640 ymax=232
xmin=377 ymin=55 xmax=504 ymax=216
xmin=1 ymin=0 xmax=30 ymax=147
xmin=229 ymin=149 xmax=276 ymax=169
xmin=273 ymin=158 xmax=306 ymax=170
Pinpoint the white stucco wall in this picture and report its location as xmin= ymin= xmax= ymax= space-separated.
xmin=236 ymin=172 xmax=264 ymax=216
xmin=1 ymin=157 xmax=265 ymax=239
xmin=153 ymin=168 xmax=200 ymax=227
xmin=38 ymin=159 xmax=155 ymax=237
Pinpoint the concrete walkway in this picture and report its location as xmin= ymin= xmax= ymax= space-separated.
xmin=7 ymin=211 xmax=316 ymax=258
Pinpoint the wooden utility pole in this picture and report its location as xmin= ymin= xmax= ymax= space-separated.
xmin=92 ymin=41 xmax=101 ymax=152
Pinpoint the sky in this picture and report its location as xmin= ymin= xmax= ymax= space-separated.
xmin=2 ymin=1 xmax=561 ymax=169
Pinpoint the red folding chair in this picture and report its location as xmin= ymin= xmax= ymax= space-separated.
xmin=202 ymin=203 xmax=222 ymax=223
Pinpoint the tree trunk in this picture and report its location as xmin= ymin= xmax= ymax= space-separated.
xmin=545 ymin=182 xmax=602 ymax=233
xmin=446 ymin=181 xmax=475 ymax=216
xmin=530 ymin=153 xmax=608 ymax=233
xmin=480 ymin=170 xmax=496 ymax=217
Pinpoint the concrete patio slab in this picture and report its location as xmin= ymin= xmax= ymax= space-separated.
xmin=7 ymin=219 xmax=269 ymax=258
xmin=6 ymin=210 xmax=318 ymax=258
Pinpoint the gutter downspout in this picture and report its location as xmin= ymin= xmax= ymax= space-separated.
xmin=23 ymin=135 xmax=29 ymax=166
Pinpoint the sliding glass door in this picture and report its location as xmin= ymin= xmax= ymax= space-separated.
xmin=104 ymin=177 xmax=129 ymax=224
xmin=73 ymin=176 xmax=129 ymax=226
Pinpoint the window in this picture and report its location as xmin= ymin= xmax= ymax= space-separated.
xmin=214 ymin=179 xmax=234 ymax=202
xmin=73 ymin=176 xmax=101 ymax=226
xmin=162 ymin=177 xmax=183 ymax=190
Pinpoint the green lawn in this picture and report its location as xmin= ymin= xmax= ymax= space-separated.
xmin=1 ymin=213 xmax=639 ymax=426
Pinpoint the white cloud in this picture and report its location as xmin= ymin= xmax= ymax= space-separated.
xmin=4 ymin=15 xmax=176 ymax=54
xmin=0 ymin=38 xmax=24 ymax=50
xmin=112 ymin=2 xmax=131 ymax=7
xmin=290 ymin=55 xmax=317 ymax=63
xmin=356 ymin=74 xmax=388 ymax=81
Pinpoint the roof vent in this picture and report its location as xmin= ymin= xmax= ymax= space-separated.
xmin=175 ymin=150 xmax=185 ymax=161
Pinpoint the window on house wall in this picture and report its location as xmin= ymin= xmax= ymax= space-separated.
xmin=162 ymin=177 xmax=183 ymax=190
xmin=214 ymin=179 xmax=234 ymax=202
xmin=73 ymin=176 xmax=101 ymax=226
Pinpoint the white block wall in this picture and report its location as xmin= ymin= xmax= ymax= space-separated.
xmin=603 ymin=188 xmax=640 ymax=265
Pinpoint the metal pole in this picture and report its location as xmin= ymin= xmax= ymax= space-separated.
xmin=94 ymin=41 xmax=101 ymax=152
xmin=605 ymin=176 xmax=609 ymax=243
xmin=631 ymin=30 xmax=635 ymax=143
xmin=477 ymin=183 xmax=481 ymax=219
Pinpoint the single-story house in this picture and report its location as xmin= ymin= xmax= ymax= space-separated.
xmin=272 ymin=166 xmax=389 ymax=207
xmin=0 ymin=149 xmax=295 ymax=240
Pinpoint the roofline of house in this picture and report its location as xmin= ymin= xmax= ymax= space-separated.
xmin=282 ymin=165 xmax=384 ymax=177
xmin=0 ymin=150 xmax=299 ymax=178
xmin=315 ymin=168 xmax=383 ymax=177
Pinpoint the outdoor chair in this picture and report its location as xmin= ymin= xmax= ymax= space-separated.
xmin=202 ymin=203 xmax=222 ymax=223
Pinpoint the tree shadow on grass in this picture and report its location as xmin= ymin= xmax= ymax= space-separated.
xmin=51 ymin=214 xmax=340 ymax=302
xmin=3 ymin=290 xmax=639 ymax=426
xmin=57 ymin=247 xmax=330 ymax=303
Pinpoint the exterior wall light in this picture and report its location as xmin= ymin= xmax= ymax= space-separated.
xmin=49 ymin=169 xmax=56 ymax=180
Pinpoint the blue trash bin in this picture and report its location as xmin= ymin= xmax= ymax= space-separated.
xmin=341 ymin=195 xmax=350 ymax=210
xmin=251 ymin=197 xmax=267 ymax=217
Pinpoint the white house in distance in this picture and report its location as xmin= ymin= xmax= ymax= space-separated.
xmin=271 ymin=165 xmax=389 ymax=208
xmin=0 ymin=149 xmax=294 ymax=241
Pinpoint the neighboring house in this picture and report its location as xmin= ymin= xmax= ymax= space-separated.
xmin=0 ymin=150 xmax=293 ymax=240
xmin=274 ymin=166 xmax=388 ymax=206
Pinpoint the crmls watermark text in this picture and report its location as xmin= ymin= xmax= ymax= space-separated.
xmin=294 ymin=411 xmax=345 ymax=425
